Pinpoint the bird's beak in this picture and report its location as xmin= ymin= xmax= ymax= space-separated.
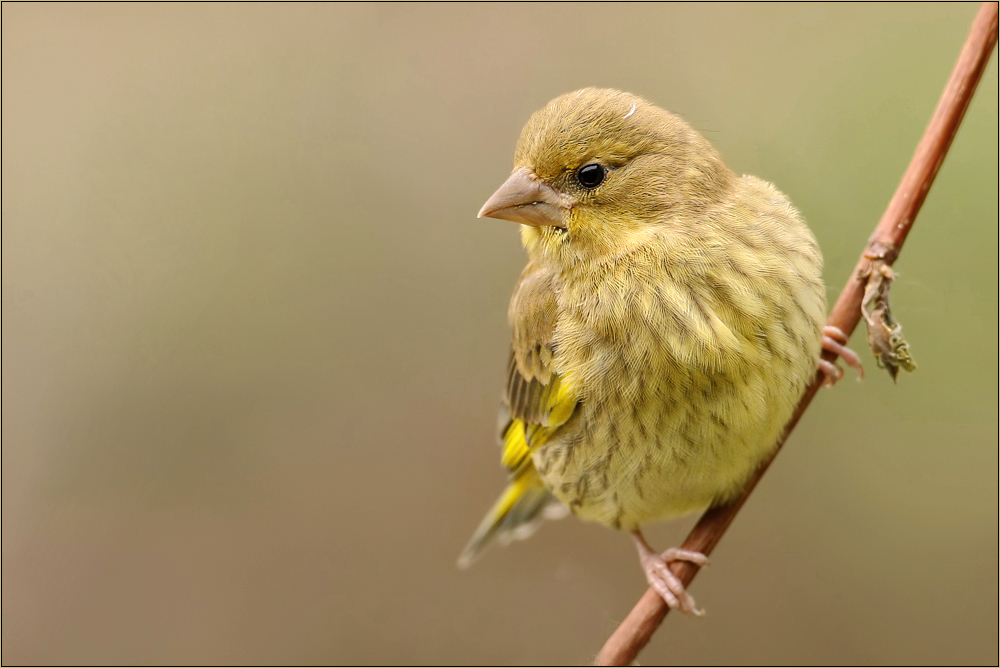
xmin=478 ymin=167 xmax=571 ymax=228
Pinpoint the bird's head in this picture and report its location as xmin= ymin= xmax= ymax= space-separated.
xmin=479 ymin=88 xmax=734 ymax=269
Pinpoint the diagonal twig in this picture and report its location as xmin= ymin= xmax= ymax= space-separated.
xmin=595 ymin=4 xmax=999 ymax=665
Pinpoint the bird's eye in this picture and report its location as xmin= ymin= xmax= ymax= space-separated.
xmin=576 ymin=163 xmax=606 ymax=189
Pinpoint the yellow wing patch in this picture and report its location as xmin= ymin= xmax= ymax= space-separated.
xmin=500 ymin=372 xmax=578 ymax=474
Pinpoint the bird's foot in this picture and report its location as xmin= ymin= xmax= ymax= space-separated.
xmin=632 ymin=532 xmax=708 ymax=616
xmin=819 ymin=325 xmax=864 ymax=387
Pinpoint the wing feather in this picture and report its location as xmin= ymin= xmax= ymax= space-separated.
xmin=500 ymin=263 xmax=578 ymax=472
xmin=459 ymin=263 xmax=579 ymax=567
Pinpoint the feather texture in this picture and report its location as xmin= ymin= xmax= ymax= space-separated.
xmin=463 ymin=88 xmax=825 ymax=562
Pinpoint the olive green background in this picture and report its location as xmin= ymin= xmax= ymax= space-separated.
xmin=3 ymin=3 xmax=997 ymax=664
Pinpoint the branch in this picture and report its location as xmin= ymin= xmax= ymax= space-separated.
xmin=595 ymin=4 xmax=999 ymax=665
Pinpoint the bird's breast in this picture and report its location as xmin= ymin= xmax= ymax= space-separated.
xmin=534 ymin=245 xmax=824 ymax=530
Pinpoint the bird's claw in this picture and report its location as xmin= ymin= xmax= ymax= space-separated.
xmin=633 ymin=533 xmax=707 ymax=616
xmin=820 ymin=325 xmax=864 ymax=387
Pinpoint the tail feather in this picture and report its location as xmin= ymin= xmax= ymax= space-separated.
xmin=458 ymin=467 xmax=562 ymax=569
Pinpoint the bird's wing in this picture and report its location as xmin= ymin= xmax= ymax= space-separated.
xmin=500 ymin=263 xmax=579 ymax=474
xmin=457 ymin=263 xmax=579 ymax=568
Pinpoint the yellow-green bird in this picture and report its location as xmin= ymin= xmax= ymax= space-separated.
xmin=459 ymin=88 xmax=860 ymax=614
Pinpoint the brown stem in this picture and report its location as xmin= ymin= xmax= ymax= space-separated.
xmin=595 ymin=4 xmax=999 ymax=665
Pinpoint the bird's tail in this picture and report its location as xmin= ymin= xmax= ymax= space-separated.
xmin=457 ymin=465 xmax=567 ymax=569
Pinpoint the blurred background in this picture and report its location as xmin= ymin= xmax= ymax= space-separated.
xmin=3 ymin=3 xmax=997 ymax=664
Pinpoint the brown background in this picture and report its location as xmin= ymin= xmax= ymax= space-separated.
xmin=3 ymin=3 xmax=997 ymax=664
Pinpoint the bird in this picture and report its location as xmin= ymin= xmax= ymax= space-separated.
xmin=458 ymin=88 xmax=861 ymax=614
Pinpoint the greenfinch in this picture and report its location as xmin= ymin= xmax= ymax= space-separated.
xmin=460 ymin=88 xmax=860 ymax=614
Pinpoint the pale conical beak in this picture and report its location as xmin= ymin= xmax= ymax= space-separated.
xmin=478 ymin=167 xmax=571 ymax=228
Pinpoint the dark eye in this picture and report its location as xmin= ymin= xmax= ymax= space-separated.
xmin=576 ymin=163 xmax=606 ymax=189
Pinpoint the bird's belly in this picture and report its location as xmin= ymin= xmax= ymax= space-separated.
xmin=533 ymin=359 xmax=808 ymax=531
